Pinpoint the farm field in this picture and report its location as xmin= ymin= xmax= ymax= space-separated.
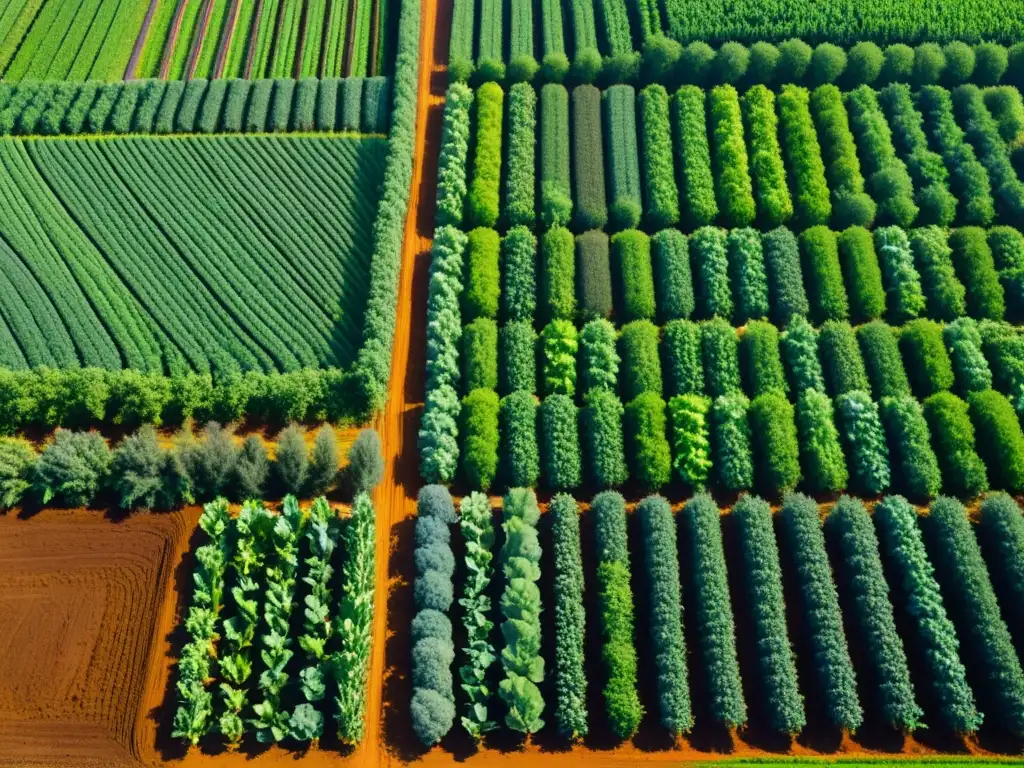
xmin=3 ymin=0 xmax=1024 ymax=765
xmin=0 ymin=134 xmax=384 ymax=376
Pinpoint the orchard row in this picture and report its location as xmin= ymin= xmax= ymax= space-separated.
xmin=410 ymin=486 xmax=1024 ymax=743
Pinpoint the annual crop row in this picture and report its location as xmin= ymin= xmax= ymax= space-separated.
xmin=0 ymin=77 xmax=391 ymax=136
xmin=445 ymin=81 xmax=1024 ymax=236
xmin=171 ymin=493 xmax=376 ymax=747
xmin=408 ymin=487 xmax=1024 ymax=741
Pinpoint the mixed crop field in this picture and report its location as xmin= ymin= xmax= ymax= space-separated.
xmin=4 ymin=0 xmax=1024 ymax=764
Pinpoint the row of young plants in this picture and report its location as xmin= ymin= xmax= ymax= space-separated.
xmin=0 ymin=423 xmax=383 ymax=512
xmin=447 ymin=0 xmax=1024 ymax=89
xmin=0 ymin=76 xmax=391 ymax=136
xmin=172 ymin=491 xmax=376 ymax=746
xmin=409 ymin=487 xmax=1024 ymax=742
xmin=436 ymin=79 xmax=1024 ymax=236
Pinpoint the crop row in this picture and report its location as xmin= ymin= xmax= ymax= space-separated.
xmin=433 ymin=222 xmax=1024 ymax=330
xmin=440 ymin=81 xmax=1024 ymax=238
xmin=0 ymin=76 xmax=391 ymax=136
xmin=132 ymin=0 xmax=394 ymax=80
xmin=172 ymin=494 xmax=376 ymax=747
xmin=0 ymin=0 xmax=149 ymax=82
xmin=445 ymin=1 xmax=1024 ymax=90
xmin=410 ymin=486 xmax=1024 ymax=742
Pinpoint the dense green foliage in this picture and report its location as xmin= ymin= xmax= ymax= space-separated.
xmin=550 ymin=494 xmax=588 ymax=739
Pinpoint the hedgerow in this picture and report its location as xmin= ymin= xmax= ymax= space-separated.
xmin=672 ymin=86 xmax=718 ymax=228
xmin=651 ymin=230 xmax=694 ymax=322
xmin=338 ymin=78 xmax=363 ymax=132
xmin=777 ymin=85 xmax=831 ymax=227
xmin=457 ymin=492 xmax=497 ymax=739
xmin=597 ymin=0 xmax=640 ymax=83
xmin=505 ymin=84 xmax=537 ymax=228
xmin=926 ymin=496 xmax=1024 ymax=736
xmin=462 ymin=319 xmax=498 ymax=393
xmin=540 ymin=395 xmax=581 ymax=489
xmin=709 ymin=394 xmax=753 ymax=491
xmin=582 ymin=389 xmax=628 ymax=487
xmin=780 ymin=494 xmax=863 ymax=730
xmin=691 ymin=227 xmax=734 ymax=320
xmin=742 ymin=85 xmax=793 ymax=227
xmin=461 ymin=388 xmax=500 ymax=491
xmin=916 ymin=85 xmax=995 ymax=226
xmin=624 ymin=392 xmax=672 ymax=490
xmin=619 ymin=320 xmax=662 ymax=399
xmin=948 ymin=227 xmax=1006 ymax=320
xmin=468 ymin=82 xmax=503 ymax=228
xmin=800 ymin=226 xmax=849 ymax=323
xmin=541 ymin=320 xmax=578 ymax=397
xmin=952 ymin=85 xmax=1024 ymax=222
xmin=221 ymin=80 xmax=247 ymax=133
xmin=824 ymin=497 xmax=923 ymax=731
xmin=550 ymin=494 xmax=588 ymax=739
xmin=579 ymin=318 xmax=619 ymax=393
xmin=876 ymin=84 xmax=957 ymax=226
xmin=881 ymin=395 xmax=942 ymax=497
xmin=502 ymin=227 xmax=537 ymax=323
xmin=836 ymin=390 xmax=891 ymax=495
xmin=639 ymin=85 xmax=680 ymax=230
xmin=501 ymin=322 xmax=538 ymax=395
xmin=747 ymin=41 xmax=780 ymax=84
xmin=968 ymin=389 xmax=1024 ymax=491
xmin=436 ymin=83 xmax=473 ymax=228
xmin=780 ymin=316 xmax=826 ymax=393
xmin=709 ymin=85 xmax=756 ymax=227
xmin=638 ymin=495 xmax=693 ymax=735
xmin=856 ymin=320 xmax=911 ymax=398
xmin=542 ymin=227 xmax=576 ymax=322
xmin=667 ymin=395 xmax=713 ymax=488
xmin=572 ymin=85 xmax=608 ymax=230
xmin=412 ymin=487 xmax=456 ymax=744
xmin=576 ymin=231 xmax=613 ymax=321
xmin=593 ymin=491 xmax=643 ymax=739
xmin=983 ymin=86 xmax=1024 ymax=143
xmin=909 ymin=227 xmax=967 ymax=320
xmin=874 ymin=226 xmax=926 ymax=322
xmin=701 ymin=318 xmax=742 ymax=398
xmin=741 ymin=320 xmax=787 ymax=398
xmin=500 ymin=392 xmax=540 ymax=488
xmin=714 ymin=42 xmax=750 ymax=84
xmin=943 ymin=318 xmax=993 ymax=393
xmin=899 ymin=319 xmax=954 ymax=397
xmin=732 ymin=494 xmax=805 ymax=733
xmin=796 ymin=388 xmax=848 ymax=493
xmin=288 ymin=79 xmax=314 ymax=132
xmin=420 ymin=386 xmax=461 ymax=485
xmin=612 ymin=230 xmax=656 ymax=322
xmin=728 ymin=228 xmax=769 ymax=324
xmin=749 ymin=391 xmax=801 ymax=493
xmin=541 ymin=84 xmax=572 ymax=228
xmin=464 ymin=228 xmax=500 ymax=321
xmin=989 ymin=226 xmax=1024 ymax=270
xmin=604 ymin=86 xmax=643 ymax=230
xmin=820 ymin=320 xmax=870 ymax=395
xmin=979 ymin=322 xmax=1024 ymax=407
xmin=267 ymin=79 xmax=294 ymax=133
xmin=874 ymin=495 xmax=981 ymax=734
xmin=922 ymin=392 xmax=989 ymax=497
xmin=681 ymin=495 xmax=746 ymax=726
xmin=499 ymin=489 xmax=545 ymax=733
xmin=838 ymin=226 xmax=886 ymax=322
xmin=662 ymin=320 xmax=704 ymax=397
xmin=762 ymin=227 xmax=810 ymax=325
